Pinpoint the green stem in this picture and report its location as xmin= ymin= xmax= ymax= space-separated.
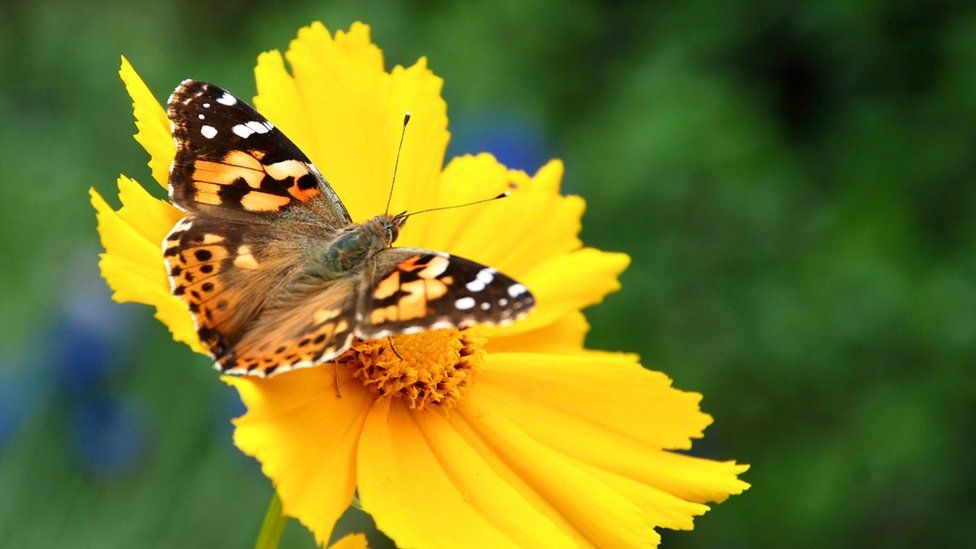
xmin=254 ymin=491 xmax=287 ymax=549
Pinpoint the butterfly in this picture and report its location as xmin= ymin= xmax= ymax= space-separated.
xmin=162 ymin=80 xmax=535 ymax=377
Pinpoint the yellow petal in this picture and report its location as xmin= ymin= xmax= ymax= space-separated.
xmin=456 ymin=396 xmax=662 ymax=547
xmin=227 ymin=368 xmax=375 ymax=547
xmin=119 ymin=56 xmax=174 ymax=188
xmin=485 ymin=311 xmax=589 ymax=354
xmin=254 ymin=50 xmax=314 ymax=160
xmin=403 ymin=156 xmax=584 ymax=277
xmin=90 ymin=177 xmax=203 ymax=352
xmin=330 ymin=533 xmax=368 ymax=549
xmin=356 ymin=398 xmax=582 ymax=548
xmin=579 ymin=465 xmax=710 ymax=532
xmin=254 ymin=22 xmax=449 ymax=224
xmin=472 ymin=353 xmax=749 ymax=525
xmin=477 ymin=352 xmax=711 ymax=450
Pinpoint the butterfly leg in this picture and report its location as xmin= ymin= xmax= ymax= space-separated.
xmin=387 ymin=336 xmax=403 ymax=360
xmin=333 ymin=363 xmax=342 ymax=399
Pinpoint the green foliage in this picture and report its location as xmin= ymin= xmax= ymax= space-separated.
xmin=1 ymin=1 xmax=974 ymax=546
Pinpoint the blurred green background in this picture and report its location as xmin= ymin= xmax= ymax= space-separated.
xmin=2 ymin=0 xmax=975 ymax=547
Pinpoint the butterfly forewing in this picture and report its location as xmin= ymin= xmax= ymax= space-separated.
xmin=356 ymin=248 xmax=535 ymax=339
xmin=167 ymin=80 xmax=350 ymax=224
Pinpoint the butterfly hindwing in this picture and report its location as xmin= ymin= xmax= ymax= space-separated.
xmin=219 ymin=276 xmax=360 ymax=377
xmin=356 ymin=248 xmax=535 ymax=339
xmin=163 ymin=215 xmax=307 ymax=362
xmin=167 ymin=80 xmax=350 ymax=225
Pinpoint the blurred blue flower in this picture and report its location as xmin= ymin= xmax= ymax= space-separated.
xmin=70 ymin=396 xmax=150 ymax=476
xmin=50 ymin=254 xmax=134 ymax=390
xmin=450 ymin=112 xmax=550 ymax=173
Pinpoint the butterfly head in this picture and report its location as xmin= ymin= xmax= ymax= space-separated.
xmin=371 ymin=212 xmax=409 ymax=246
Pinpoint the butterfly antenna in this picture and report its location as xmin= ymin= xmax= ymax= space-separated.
xmin=401 ymin=191 xmax=510 ymax=219
xmin=385 ymin=112 xmax=411 ymax=216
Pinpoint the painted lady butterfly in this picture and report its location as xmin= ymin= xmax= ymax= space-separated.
xmin=163 ymin=81 xmax=534 ymax=377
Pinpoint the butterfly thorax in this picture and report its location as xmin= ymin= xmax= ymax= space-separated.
xmin=314 ymin=214 xmax=405 ymax=277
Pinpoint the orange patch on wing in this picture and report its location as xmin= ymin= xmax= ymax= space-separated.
xmin=225 ymin=150 xmax=264 ymax=171
xmin=317 ymin=321 xmax=338 ymax=341
xmin=262 ymin=159 xmax=320 ymax=202
xmin=193 ymin=159 xmax=264 ymax=188
xmin=396 ymin=255 xmax=425 ymax=272
xmin=417 ymin=255 xmax=450 ymax=279
xmin=264 ymin=159 xmax=308 ymax=180
xmin=395 ymin=283 xmax=428 ymax=321
xmin=373 ymin=271 xmax=400 ymax=299
xmin=193 ymin=182 xmax=224 ymax=205
xmin=401 ymin=279 xmax=448 ymax=301
xmin=233 ymin=251 xmax=259 ymax=270
xmin=314 ymin=308 xmax=341 ymax=324
xmin=289 ymin=184 xmax=320 ymax=202
xmin=240 ymin=192 xmax=291 ymax=212
xmin=370 ymin=304 xmax=399 ymax=324
xmin=184 ymin=245 xmax=229 ymax=262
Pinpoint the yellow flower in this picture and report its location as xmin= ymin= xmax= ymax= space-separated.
xmin=93 ymin=22 xmax=748 ymax=548
xmin=331 ymin=533 xmax=368 ymax=549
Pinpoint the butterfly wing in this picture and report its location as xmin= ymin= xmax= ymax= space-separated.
xmin=165 ymin=80 xmax=360 ymax=377
xmin=163 ymin=215 xmax=308 ymax=361
xmin=167 ymin=80 xmax=350 ymax=225
xmin=218 ymin=276 xmax=359 ymax=377
xmin=165 ymin=215 xmax=360 ymax=377
xmin=355 ymin=248 xmax=535 ymax=339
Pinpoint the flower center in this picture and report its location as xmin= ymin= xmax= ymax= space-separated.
xmin=338 ymin=328 xmax=486 ymax=410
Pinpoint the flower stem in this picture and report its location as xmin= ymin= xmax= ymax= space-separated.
xmin=254 ymin=491 xmax=287 ymax=549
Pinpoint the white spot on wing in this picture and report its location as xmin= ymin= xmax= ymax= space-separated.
xmin=203 ymin=102 xmax=210 ymax=108
xmin=216 ymin=92 xmax=237 ymax=106
xmin=499 ymin=298 xmax=508 ymax=306
xmin=480 ymin=302 xmax=491 ymax=310
xmin=455 ymin=297 xmax=476 ymax=310
xmin=232 ymin=124 xmax=255 ymax=138
xmin=507 ymin=284 xmax=527 ymax=298
xmin=466 ymin=268 xmax=495 ymax=292
xmin=200 ymin=125 xmax=218 ymax=139
xmin=197 ymin=114 xmax=205 ymax=120
xmin=246 ymin=121 xmax=270 ymax=134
